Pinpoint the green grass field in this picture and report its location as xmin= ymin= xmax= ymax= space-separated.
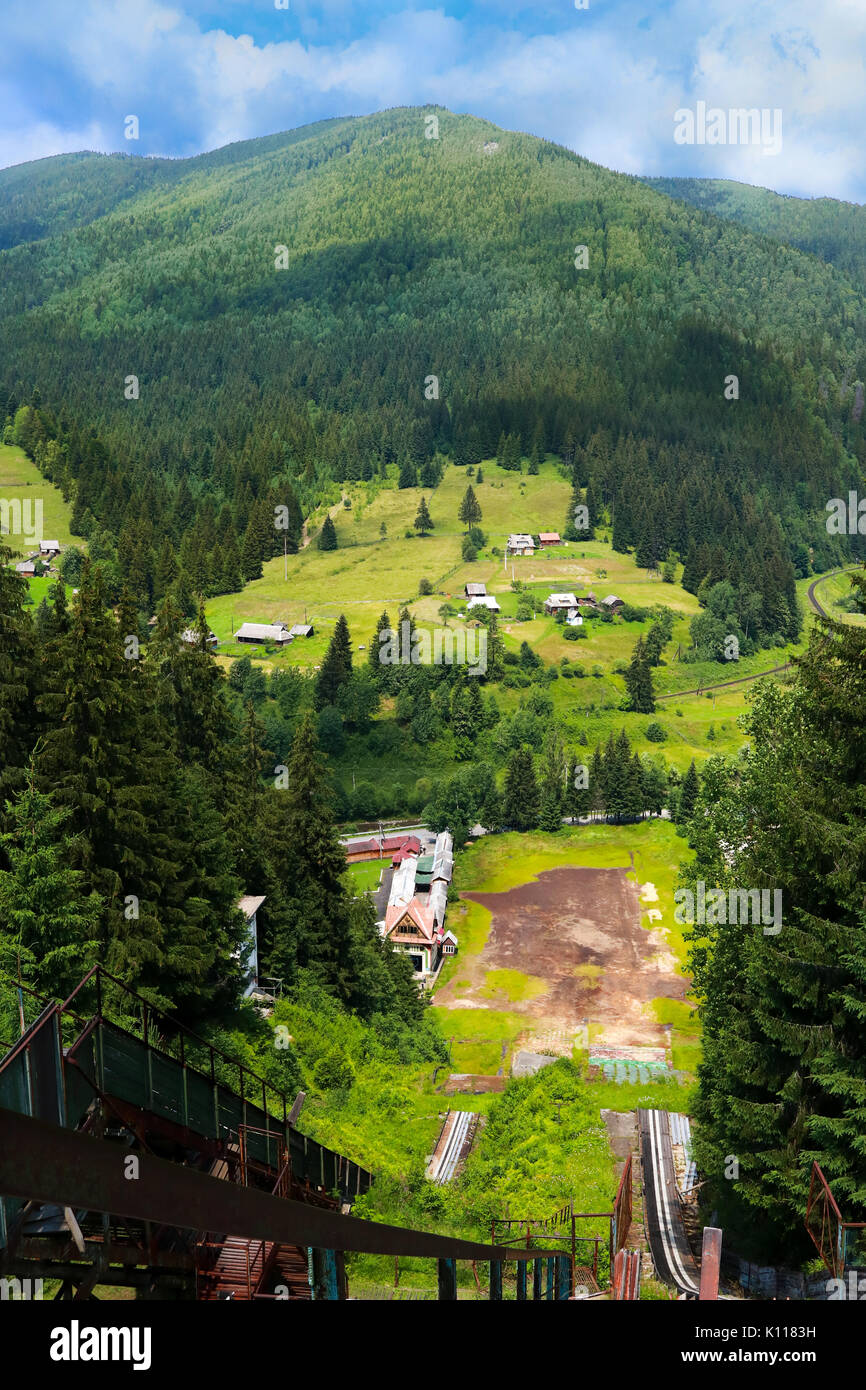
xmin=203 ymin=457 xmax=845 ymax=776
xmin=345 ymin=859 xmax=385 ymax=894
xmin=0 ymin=443 xmax=82 ymax=554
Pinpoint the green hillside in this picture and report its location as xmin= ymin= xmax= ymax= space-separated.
xmin=641 ymin=175 xmax=866 ymax=292
xmin=1 ymin=106 xmax=865 ymax=638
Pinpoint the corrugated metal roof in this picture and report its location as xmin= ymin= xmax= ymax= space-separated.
xmin=234 ymin=622 xmax=292 ymax=641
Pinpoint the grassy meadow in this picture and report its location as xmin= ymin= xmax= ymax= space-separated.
xmin=0 ymin=442 xmax=82 ymax=553
xmin=203 ymin=456 xmax=836 ymax=775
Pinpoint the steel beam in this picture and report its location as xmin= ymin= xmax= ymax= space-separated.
xmin=0 ymin=1109 xmax=562 ymax=1264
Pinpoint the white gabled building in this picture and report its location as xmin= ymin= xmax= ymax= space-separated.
xmin=234 ymin=622 xmax=293 ymax=646
xmin=507 ymin=533 xmax=536 ymax=556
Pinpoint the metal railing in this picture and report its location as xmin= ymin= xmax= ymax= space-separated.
xmin=806 ymin=1161 xmax=866 ymax=1278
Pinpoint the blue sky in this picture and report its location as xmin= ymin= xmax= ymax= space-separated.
xmin=3 ymin=0 xmax=865 ymax=200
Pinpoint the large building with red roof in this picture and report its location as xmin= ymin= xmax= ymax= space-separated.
xmin=379 ymin=831 xmax=457 ymax=978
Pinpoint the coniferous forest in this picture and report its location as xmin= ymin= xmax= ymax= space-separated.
xmin=0 ymin=553 xmax=426 ymax=1035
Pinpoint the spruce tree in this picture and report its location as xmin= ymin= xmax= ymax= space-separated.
xmin=539 ymin=726 xmax=566 ymax=831
xmin=589 ymin=744 xmax=606 ymax=820
xmin=0 ymin=547 xmax=36 ymax=818
xmin=458 ymin=485 xmax=482 ymax=530
xmin=241 ymin=520 xmax=263 ymax=579
xmin=316 ymin=614 xmax=353 ymax=709
xmin=624 ymin=637 xmax=655 ymax=713
xmin=503 ymin=747 xmax=540 ymax=831
xmin=0 ymin=762 xmax=101 ymax=996
xmin=684 ymin=585 xmax=866 ymax=1256
xmin=677 ymin=760 xmax=699 ymax=823
xmin=36 ymin=564 xmax=173 ymax=1003
xmin=414 ymin=497 xmax=434 ymax=535
xmin=264 ymin=710 xmax=354 ymax=998
xmin=368 ymin=609 xmax=392 ymax=672
xmin=318 ymin=515 xmax=338 ymax=551
xmin=398 ymin=457 xmax=417 ymax=489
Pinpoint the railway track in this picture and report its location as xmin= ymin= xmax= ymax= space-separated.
xmin=656 ymin=567 xmax=858 ymax=703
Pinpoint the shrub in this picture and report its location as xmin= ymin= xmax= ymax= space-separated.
xmin=313 ymin=1047 xmax=355 ymax=1091
xmin=620 ymin=603 xmax=649 ymax=623
xmin=645 ymin=721 xmax=667 ymax=743
xmin=418 ymin=576 xmax=433 ymax=595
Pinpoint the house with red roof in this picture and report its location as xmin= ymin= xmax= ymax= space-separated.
xmin=380 ymin=832 xmax=457 ymax=978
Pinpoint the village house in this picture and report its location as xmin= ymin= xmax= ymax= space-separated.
xmin=464 ymin=582 xmax=487 ymax=598
xmin=289 ymin=623 xmax=314 ymax=638
xmin=576 ymin=592 xmax=599 ymax=609
xmin=345 ymin=833 xmax=421 ymax=865
xmin=39 ymin=540 xmax=61 ymax=557
xmin=538 ymin=532 xmax=561 ymax=547
xmin=544 ymin=592 xmax=579 ymax=615
xmin=601 ymin=595 xmax=624 ymax=613
xmin=566 ymin=612 xmax=583 ymax=627
xmin=14 ymin=560 xmax=36 ymax=576
xmin=380 ymin=831 xmax=457 ymax=979
xmin=506 ymin=533 xmax=535 ymax=556
xmin=233 ymin=622 xmax=293 ymax=646
xmin=467 ymin=594 xmax=501 ymax=613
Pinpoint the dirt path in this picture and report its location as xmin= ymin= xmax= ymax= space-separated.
xmin=439 ymin=866 xmax=686 ymax=1054
xmin=301 ymin=491 xmax=348 ymax=549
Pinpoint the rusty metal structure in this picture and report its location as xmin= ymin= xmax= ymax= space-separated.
xmin=805 ymin=1161 xmax=866 ymax=1280
xmin=490 ymin=1188 xmax=632 ymax=1297
xmin=612 ymin=1248 xmax=641 ymax=1300
xmin=698 ymin=1227 xmax=722 ymax=1300
xmin=0 ymin=968 xmax=563 ymax=1300
xmin=612 ymin=1154 xmax=632 ymax=1256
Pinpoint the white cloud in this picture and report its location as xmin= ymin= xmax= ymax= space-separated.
xmin=1 ymin=0 xmax=864 ymax=199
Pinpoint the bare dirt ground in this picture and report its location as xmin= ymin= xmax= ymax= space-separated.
xmin=438 ymin=866 xmax=687 ymax=1054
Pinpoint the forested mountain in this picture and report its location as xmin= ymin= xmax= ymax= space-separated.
xmin=642 ymin=176 xmax=866 ymax=293
xmin=1 ymin=108 xmax=866 ymax=627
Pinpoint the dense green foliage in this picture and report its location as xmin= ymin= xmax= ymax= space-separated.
xmin=0 ymin=556 xmax=424 ymax=1033
xmin=682 ymin=572 xmax=866 ymax=1260
xmin=643 ymin=175 xmax=866 ymax=294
